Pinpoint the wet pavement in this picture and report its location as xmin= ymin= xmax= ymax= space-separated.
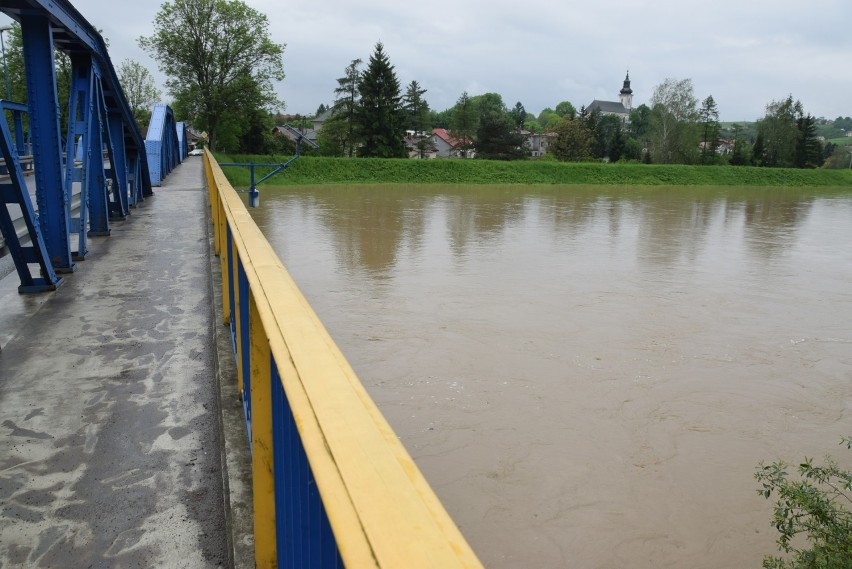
xmin=0 ymin=158 xmax=230 ymax=568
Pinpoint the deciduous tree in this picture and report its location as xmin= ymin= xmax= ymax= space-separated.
xmin=550 ymin=117 xmax=594 ymax=161
xmin=117 ymin=59 xmax=160 ymax=128
xmin=139 ymin=0 xmax=285 ymax=151
xmin=649 ymin=78 xmax=699 ymax=164
xmin=450 ymin=91 xmax=476 ymax=158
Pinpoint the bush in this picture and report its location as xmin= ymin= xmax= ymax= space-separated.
xmin=756 ymin=437 xmax=852 ymax=568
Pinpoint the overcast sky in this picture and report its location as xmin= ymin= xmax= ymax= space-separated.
xmin=3 ymin=0 xmax=851 ymax=122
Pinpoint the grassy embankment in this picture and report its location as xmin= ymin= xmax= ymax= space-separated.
xmin=214 ymin=154 xmax=852 ymax=188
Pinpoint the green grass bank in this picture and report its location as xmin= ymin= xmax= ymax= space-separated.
xmin=214 ymin=154 xmax=852 ymax=188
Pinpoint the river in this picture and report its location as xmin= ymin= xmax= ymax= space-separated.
xmin=248 ymin=184 xmax=852 ymax=568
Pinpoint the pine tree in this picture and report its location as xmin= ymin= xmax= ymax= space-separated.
xmin=332 ymin=58 xmax=361 ymax=157
xmin=794 ymin=113 xmax=823 ymax=168
xmin=699 ymin=95 xmax=720 ymax=164
xmin=355 ymin=43 xmax=406 ymax=158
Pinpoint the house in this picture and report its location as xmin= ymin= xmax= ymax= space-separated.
xmin=405 ymin=132 xmax=438 ymax=159
xmin=431 ymin=128 xmax=474 ymax=158
xmin=586 ymin=72 xmax=634 ymax=124
xmin=521 ymin=131 xmax=556 ymax=157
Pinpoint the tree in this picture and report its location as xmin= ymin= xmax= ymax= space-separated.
xmin=332 ymin=58 xmax=362 ymax=157
xmin=450 ymin=91 xmax=476 ymax=158
xmin=354 ymin=42 xmax=407 ymax=158
xmin=699 ymin=95 xmax=720 ymax=164
xmin=403 ymin=80 xmax=429 ymax=133
xmin=315 ymin=103 xmax=328 ymax=116
xmin=475 ymin=109 xmax=526 ymax=160
xmin=729 ymin=123 xmax=752 ymax=166
xmin=509 ymin=101 xmax=526 ymax=130
xmin=117 ymin=59 xmax=160 ymax=128
xmin=756 ymin=437 xmax=852 ymax=569
xmin=139 ymin=0 xmax=285 ymax=151
xmin=794 ymin=113 xmax=823 ymax=168
xmin=538 ymin=107 xmax=561 ymax=130
xmin=554 ymin=101 xmax=577 ymax=120
xmin=754 ymin=96 xmax=801 ymax=167
xmin=549 ymin=117 xmax=594 ymax=161
xmin=649 ymin=78 xmax=699 ymax=164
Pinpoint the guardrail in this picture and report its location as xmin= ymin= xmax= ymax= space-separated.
xmin=203 ymin=150 xmax=483 ymax=569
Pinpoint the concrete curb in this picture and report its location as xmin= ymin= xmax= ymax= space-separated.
xmin=205 ymin=175 xmax=255 ymax=569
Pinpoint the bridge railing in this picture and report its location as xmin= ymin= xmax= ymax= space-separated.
xmin=203 ymin=150 xmax=483 ymax=569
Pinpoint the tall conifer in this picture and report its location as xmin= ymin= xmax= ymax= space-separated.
xmin=355 ymin=42 xmax=406 ymax=158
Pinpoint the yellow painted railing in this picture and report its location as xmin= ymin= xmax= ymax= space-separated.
xmin=204 ymin=150 xmax=483 ymax=569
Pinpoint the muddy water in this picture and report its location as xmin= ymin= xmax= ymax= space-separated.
xmin=249 ymin=184 xmax=852 ymax=568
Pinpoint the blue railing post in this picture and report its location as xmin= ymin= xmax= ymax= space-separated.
xmin=21 ymin=13 xmax=75 ymax=273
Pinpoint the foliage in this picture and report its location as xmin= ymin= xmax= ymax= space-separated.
xmin=795 ymin=113 xmax=823 ymax=168
xmin=649 ymin=77 xmax=699 ymax=164
xmin=139 ymin=0 xmax=285 ymax=151
xmin=754 ymin=96 xmax=802 ymax=167
xmin=117 ymin=59 xmax=160 ymax=128
xmin=823 ymin=145 xmax=852 ymax=169
xmin=214 ymin=153 xmax=852 ymax=187
xmin=403 ymin=80 xmax=430 ymax=134
xmin=755 ymin=437 xmax=852 ymax=569
xmin=355 ymin=42 xmax=407 ymax=158
xmin=555 ymin=101 xmax=577 ymax=120
xmin=549 ymin=117 xmax=594 ymax=161
xmin=2 ymin=22 xmax=72 ymax=136
xmin=510 ymin=101 xmax=526 ymax=130
xmin=699 ymin=95 xmax=721 ymax=164
xmin=332 ymin=58 xmax=361 ymax=157
xmin=475 ymin=110 xmax=527 ymax=161
xmin=450 ymin=91 xmax=477 ymax=158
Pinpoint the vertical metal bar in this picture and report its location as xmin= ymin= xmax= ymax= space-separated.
xmin=86 ymin=75 xmax=109 ymax=236
xmin=227 ymin=226 xmax=236 ymax=349
xmin=65 ymin=53 xmax=91 ymax=258
xmin=108 ymin=110 xmax=129 ymax=216
xmin=20 ymin=14 xmax=74 ymax=273
xmin=238 ymin=258 xmax=251 ymax=436
xmin=250 ymin=297 xmax=277 ymax=568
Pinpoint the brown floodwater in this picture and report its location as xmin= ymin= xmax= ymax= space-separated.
xmin=248 ymin=184 xmax=852 ymax=568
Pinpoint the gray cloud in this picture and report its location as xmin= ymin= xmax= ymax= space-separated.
xmin=4 ymin=0 xmax=850 ymax=121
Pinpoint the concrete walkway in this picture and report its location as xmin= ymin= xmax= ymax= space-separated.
xmin=0 ymin=158 xmax=230 ymax=568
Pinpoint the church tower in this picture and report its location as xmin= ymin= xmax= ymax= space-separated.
xmin=619 ymin=72 xmax=633 ymax=112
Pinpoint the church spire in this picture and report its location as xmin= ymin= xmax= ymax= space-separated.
xmin=620 ymin=71 xmax=632 ymax=95
xmin=619 ymin=71 xmax=633 ymax=111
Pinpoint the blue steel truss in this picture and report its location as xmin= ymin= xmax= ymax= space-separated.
xmin=0 ymin=0 xmax=153 ymax=292
xmin=145 ymin=104 xmax=181 ymax=186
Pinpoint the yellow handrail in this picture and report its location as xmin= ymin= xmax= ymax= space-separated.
xmin=204 ymin=149 xmax=483 ymax=569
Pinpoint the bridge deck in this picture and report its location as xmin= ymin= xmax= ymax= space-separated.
xmin=0 ymin=158 xmax=230 ymax=567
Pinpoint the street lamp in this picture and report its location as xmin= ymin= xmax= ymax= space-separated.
xmin=0 ymin=24 xmax=12 ymax=100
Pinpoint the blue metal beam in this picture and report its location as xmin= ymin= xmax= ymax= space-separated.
xmin=0 ymin=102 xmax=63 ymax=292
xmin=20 ymin=14 xmax=76 ymax=273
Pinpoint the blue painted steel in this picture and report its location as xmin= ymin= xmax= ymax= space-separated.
xmin=272 ymin=361 xmax=343 ymax=568
xmin=108 ymin=112 xmax=130 ymax=217
xmin=21 ymin=14 xmax=75 ymax=273
xmin=176 ymin=121 xmax=188 ymax=161
xmin=227 ymin=226 xmax=237 ymax=356
xmin=1 ymin=0 xmax=155 ymax=291
xmin=145 ymin=103 xmax=182 ymax=186
xmin=238 ymin=258 xmax=252 ymax=442
xmin=0 ymin=102 xmax=63 ymax=292
xmin=64 ymin=53 xmax=93 ymax=256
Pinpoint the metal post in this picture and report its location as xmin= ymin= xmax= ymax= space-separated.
xmin=0 ymin=25 xmax=11 ymax=100
xmin=21 ymin=14 xmax=75 ymax=273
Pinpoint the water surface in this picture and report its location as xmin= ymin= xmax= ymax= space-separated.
xmin=249 ymin=184 xmax=852 ymax=568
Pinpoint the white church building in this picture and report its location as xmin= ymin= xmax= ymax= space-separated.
xmin=586 ymin=73 xmax=634 ymax=123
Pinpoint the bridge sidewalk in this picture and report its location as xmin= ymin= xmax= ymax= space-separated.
xmin=0 ymin=158 xmax=236 ymax=568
